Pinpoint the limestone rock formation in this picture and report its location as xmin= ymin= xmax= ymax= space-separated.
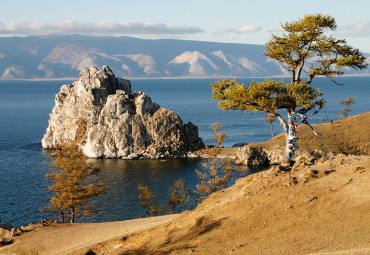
xmin=42 ymin=66 xmax=204 ymax=158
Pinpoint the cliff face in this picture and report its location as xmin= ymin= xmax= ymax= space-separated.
xmin=42 ymin=66 xmax=203 ymax=158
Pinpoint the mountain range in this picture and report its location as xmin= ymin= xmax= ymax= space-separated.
xmin=0 ymin=35 xmax=368 ymax=79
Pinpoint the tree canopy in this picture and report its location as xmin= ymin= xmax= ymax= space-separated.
xmin=211 ymin=14 xmax=367 ymax=163
xmin=265 ymin=14 xmax=367 ymax=85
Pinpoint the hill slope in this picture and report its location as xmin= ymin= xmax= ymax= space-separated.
xmin=97 ymin=154 xmax=368 ymax=255
xmin=0 ymin=35 xmax=369 ymax=79
xmin=251 ymin=112 xmax=370 ymax=155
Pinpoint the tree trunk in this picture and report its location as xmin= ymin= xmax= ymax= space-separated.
xmin=71 ymin=207 xmax=75 ymax=223
xmin=146 ymin=209 xmax=150 ymax=218
xmin=286 ymin=110 xmax=298 ymax=163
xmin=270 ymin=123 xmax=274 ymax=138
xmin=61 ymin=210 xmax=65 ymax=223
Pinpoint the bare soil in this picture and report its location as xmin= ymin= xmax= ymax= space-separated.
xmin=0 ymin=215 xmax=178 ymax=255
xmin=1 ymin=113 xmax=369 ymax=255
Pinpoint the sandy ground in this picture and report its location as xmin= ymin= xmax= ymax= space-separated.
xmin=0 ymin=215 xmax=179 ymax=255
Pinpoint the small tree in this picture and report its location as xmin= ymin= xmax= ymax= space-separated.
xmin=45 ymin=144 xmax=108 ymax=223
xmin=337 ymin=97 xmax=356 ymax=117
xmin=264 ymin=115 xmax=276 ymax=138
xmin=167 ymin=178 xmax=193 ymax=214
xmin=212 ymin=14 xmax=367 ymax=164
xmin=195 ymin=123 xmax=234 ymax=202
xmin=137 ymin=184 xmax=162 ymax=217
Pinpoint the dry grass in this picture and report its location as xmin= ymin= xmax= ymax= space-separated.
xmin=248 ymin=112 xmax=370 ymax=155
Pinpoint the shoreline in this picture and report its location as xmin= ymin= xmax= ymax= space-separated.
xmin=1 ymin=73 xmax=370 ymax=82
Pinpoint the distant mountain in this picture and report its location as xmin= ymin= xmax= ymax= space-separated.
xmin=0 ymin=35 xmax=368 ymax=79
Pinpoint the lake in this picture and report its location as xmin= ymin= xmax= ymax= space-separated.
xmin=0 ymin=76 xmax=369 ymax=226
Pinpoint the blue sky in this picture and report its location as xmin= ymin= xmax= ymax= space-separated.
xmin=1 ymin=0 xmax=370 ymax=52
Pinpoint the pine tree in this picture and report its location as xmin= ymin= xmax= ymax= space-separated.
xmin=212 ymin=14 xmax=367 ymax=164
xmin=337 ymin=97 xmax=356 ymax=117
xmin=45 ymin=144 xmax=108 ymax=223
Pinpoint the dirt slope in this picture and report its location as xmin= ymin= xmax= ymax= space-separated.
xmin=0 ymin=215 xmax=178 ymax=255
xmin=78 ymin=154 xmax=370 ymax=255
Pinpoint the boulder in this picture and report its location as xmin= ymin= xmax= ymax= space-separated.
xmin=235 ymin=144 xmax=333 ymax=166
xmin=42 ymin=66 xmax=204 ymax=158
xmin=0 ymin=223 xmax=24 ymax=244
xmin=235 ymin=146 xmax=269 ymax=166
xmin=0 ymin=223 xmax=12 ymax=242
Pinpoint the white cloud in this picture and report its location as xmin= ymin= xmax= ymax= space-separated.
xmin=239 ymin=25 xmax=260 ymax=33
xmin=214 ymin=25 xmax=261 ymax=35
xmin=0 ymin=20 xmax=204 ymax=36
xmin=335 ymin=22 xmax=370 ymax=37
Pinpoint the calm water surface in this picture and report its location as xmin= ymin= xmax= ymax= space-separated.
xmin=0 ymin=77 xmax=369 ymax=226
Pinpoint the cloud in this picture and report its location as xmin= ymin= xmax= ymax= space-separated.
xmin=335 ymin=22 xmax=370 ymax=37
xmin=239 ymin=25 xmax=260 ymax=33
xmin=0 ymin=20 xmax=204 ymax=36
xmin=214 ymin=25 xmax=261 ymax=35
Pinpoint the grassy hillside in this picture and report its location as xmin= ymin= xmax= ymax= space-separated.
xmin=252 ymin=112 xmax=370 ymax=155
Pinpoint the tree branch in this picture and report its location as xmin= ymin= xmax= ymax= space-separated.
xmin=300 ymin=74 xmax=314 ymax=84
xmin=267 ymin=112 xmax=287 ymax=133
xmin=326 ymin=75 xmax=344 ymax=86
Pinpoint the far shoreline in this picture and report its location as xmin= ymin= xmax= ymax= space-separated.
xmin=1 ymin=73 xmax=370 ymax=82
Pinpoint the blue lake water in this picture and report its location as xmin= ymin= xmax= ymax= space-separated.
xmin=0 ymin=77 xmax=369 ymax=226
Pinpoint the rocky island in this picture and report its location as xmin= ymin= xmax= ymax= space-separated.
xmin=42 ymin=66 xmax=204 ymax=158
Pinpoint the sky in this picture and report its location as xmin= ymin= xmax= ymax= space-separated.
xmin=1 ymin=0 xmax=370 ymax=53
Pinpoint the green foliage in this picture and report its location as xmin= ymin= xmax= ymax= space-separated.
xmin=137 ymin=184 xmax=162 ymax=218
xmin=44 ymin=144 xmax=108 ymax=223
xmin=337 ymin=97 xmax=356 ymax=117
xmin=266 ymin=14 xmax=367 ymax=83
xmin=211 ymin=14 xmax=367 ymax=163
xmin=211 ymin=78 xmax=325 ymax=113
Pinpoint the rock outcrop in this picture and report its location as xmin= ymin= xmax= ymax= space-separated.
xmin=235 ymin=145 xmax=334 ymax=166
xmin=42 ymin=66 xmax=204 ymax=158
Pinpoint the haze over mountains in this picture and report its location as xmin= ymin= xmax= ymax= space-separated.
xmin=0 ymin=35 xmax=368 ymax=79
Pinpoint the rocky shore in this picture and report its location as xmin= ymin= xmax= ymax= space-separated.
xmin=42 ymin=66 xmax=204 ymax=159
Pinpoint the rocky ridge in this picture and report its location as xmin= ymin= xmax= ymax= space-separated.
xmin=42 ymin=66 xmax=204 ymax=158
